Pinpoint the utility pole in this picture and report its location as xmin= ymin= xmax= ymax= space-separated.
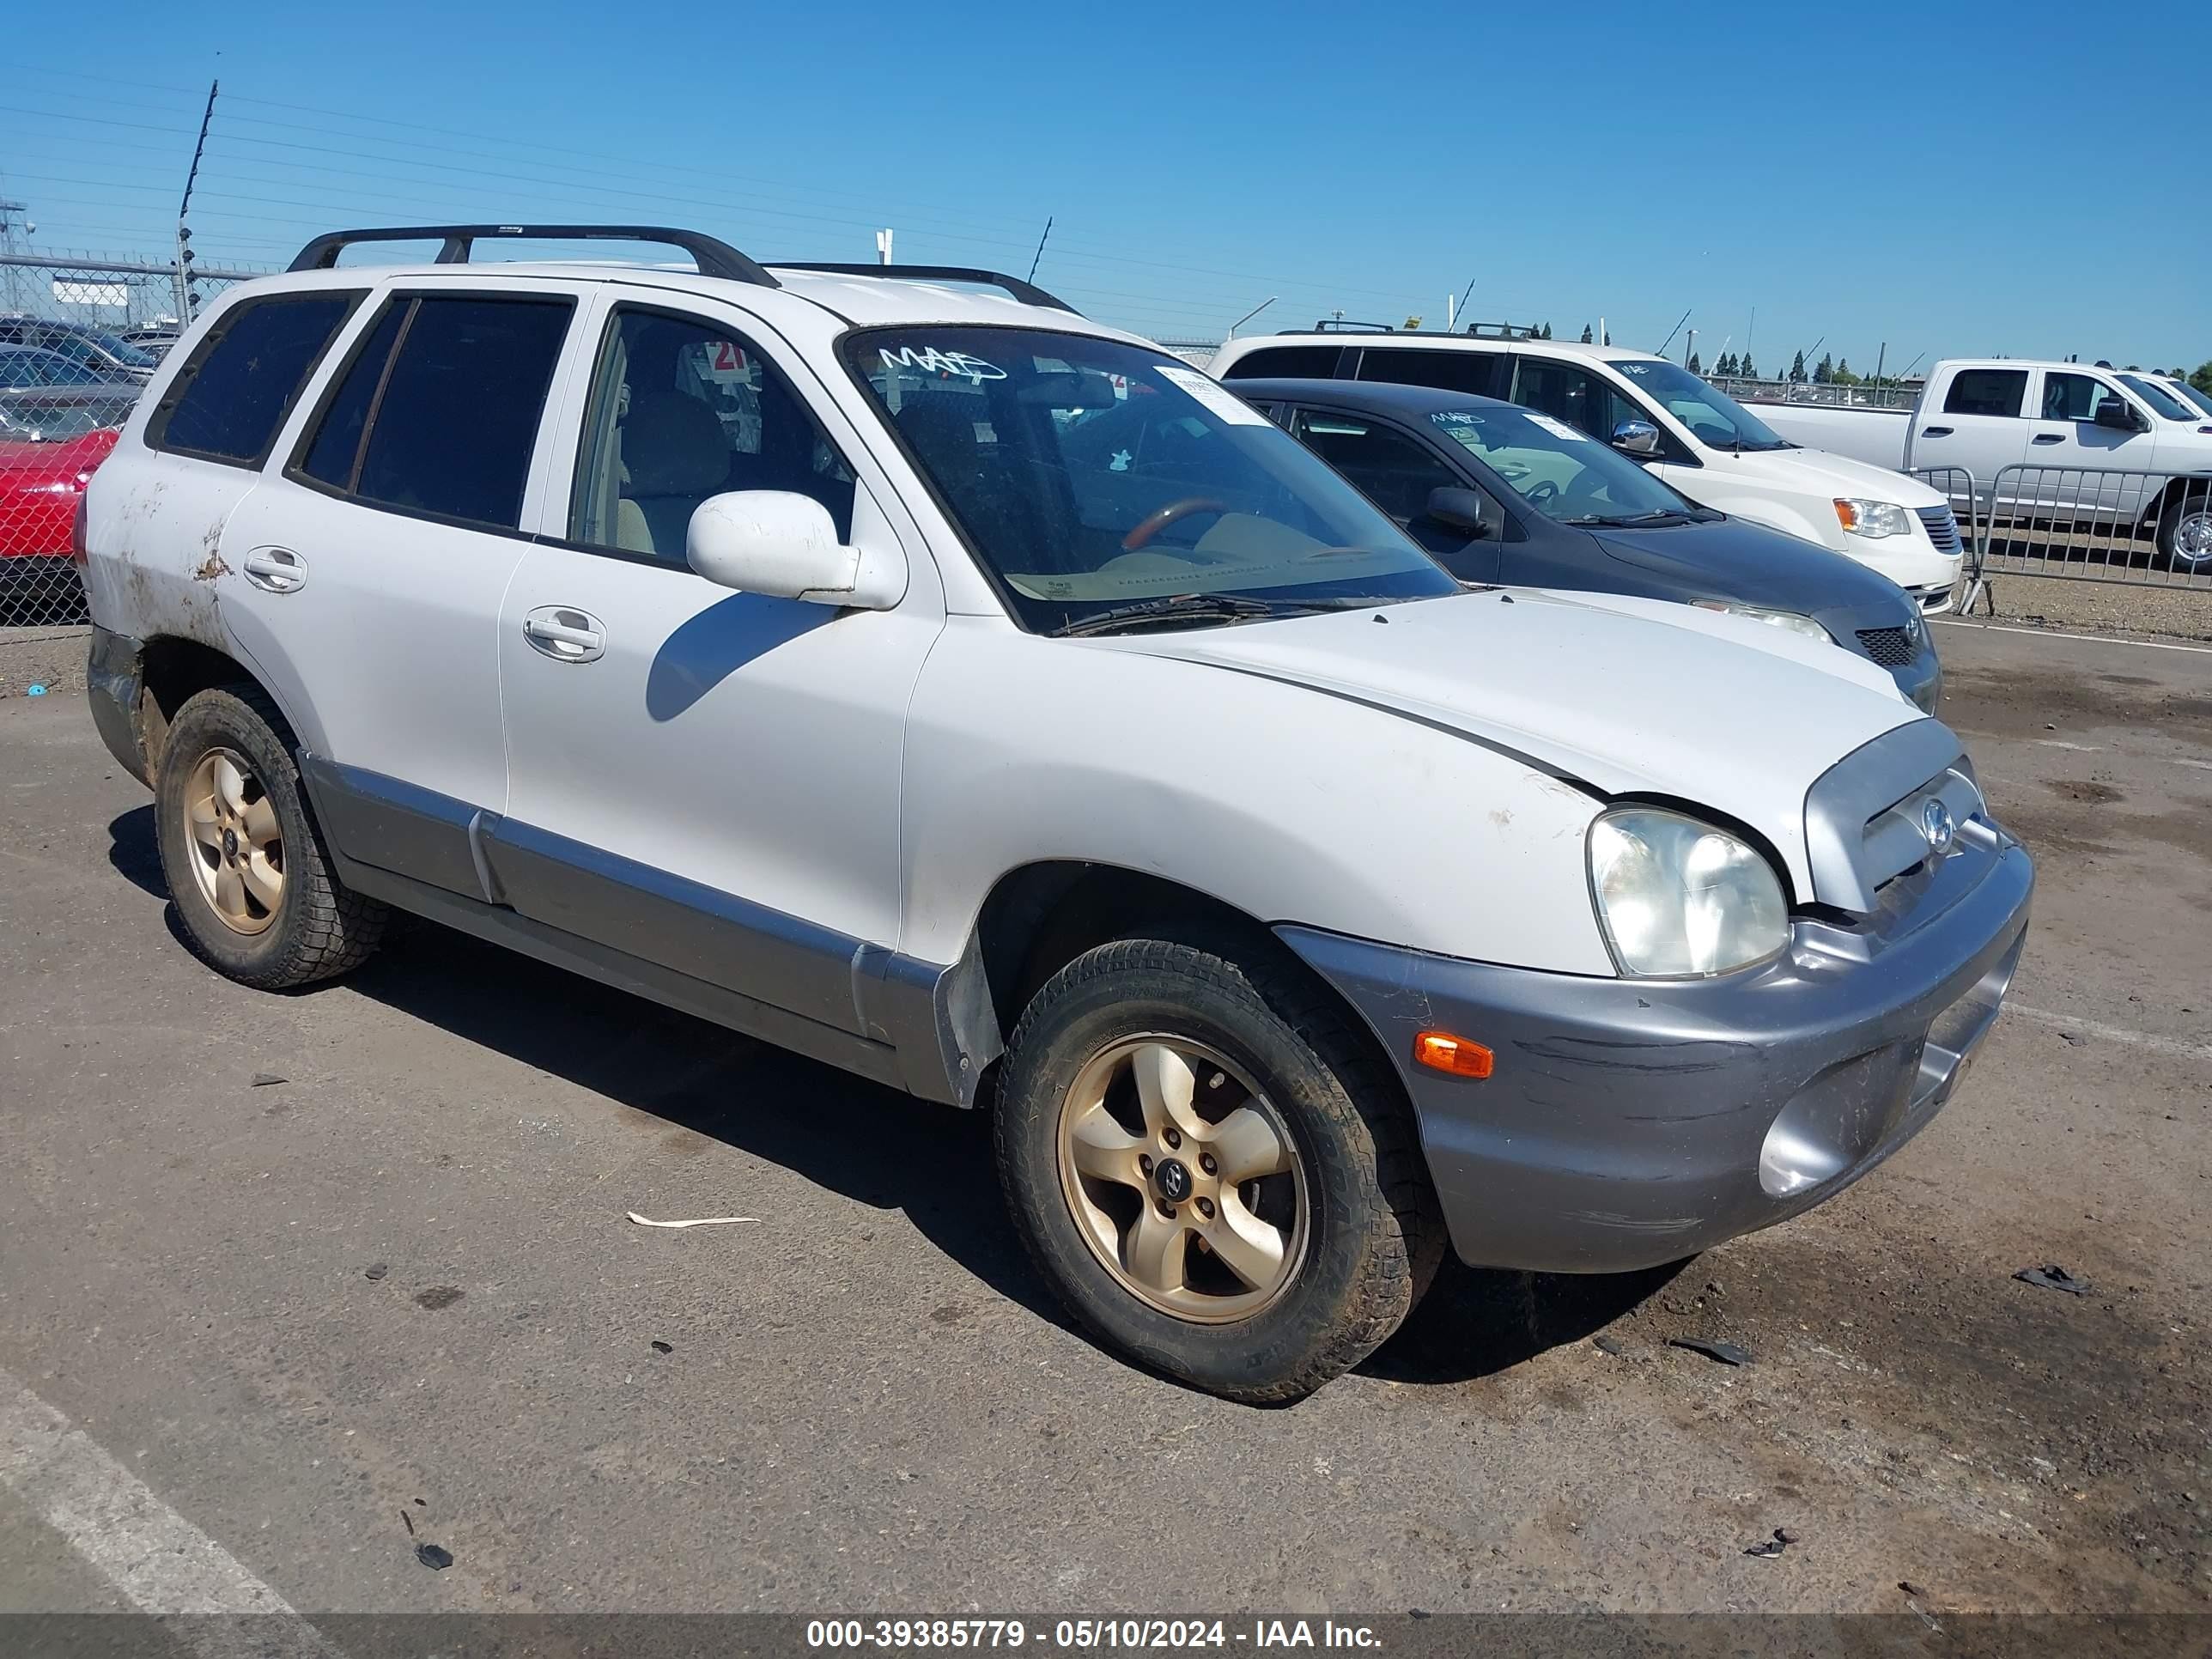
xmin=1872 ymin=340 xmax=1887 ymax=389
xmin=1683 ymin=327 xmax=1696 ymax=368
xmin=1226 ymin=296 xmax=1276 ymax=341
xmin=0 ymin=198 xmax=29 ymax=314
xmin=173 ymin=79 xmax=217 ymax=323
xmin=1026 ymin=216 xmax=1053 ymax=284
xmin=875 ymin=228 xmax=894 ymax=266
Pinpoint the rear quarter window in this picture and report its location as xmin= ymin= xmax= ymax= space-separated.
xmin=1218 ymin=344 xmax=1346 ymax=380
xmin=146 ymin=291 xmax=363 ymax=465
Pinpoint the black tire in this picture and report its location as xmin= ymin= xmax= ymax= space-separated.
xmin=153 ymin=684 xmax=387 ymax=989
xmin=994 ymin=935 xmax=1443 ymax=1403
xmin=2156 ymin=485 xmax=2212 ymax=574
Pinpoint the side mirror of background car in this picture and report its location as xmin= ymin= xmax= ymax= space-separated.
xmin=687 ymin=489 xmax=905 ymax=609
xmin=1609 ymin=420 xmax=1663 ymax=458
xmin=2093 ymin=399 xmax=2145 ymax=433
xmin=1425 ymin=486 xmax=1493 ymax=538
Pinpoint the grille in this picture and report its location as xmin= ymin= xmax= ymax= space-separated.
xmin=1916 ymin=505 xmax=1962 ymax=555
xmin=1856 ymin=626 xmax=1917 ymax=667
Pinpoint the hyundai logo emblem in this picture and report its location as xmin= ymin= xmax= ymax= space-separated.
xmin=1922 ymin=799 xmax=1957 ymax=855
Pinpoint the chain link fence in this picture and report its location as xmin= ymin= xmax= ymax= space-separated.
xmin=2 ymin=255 xmax=258 ymax=629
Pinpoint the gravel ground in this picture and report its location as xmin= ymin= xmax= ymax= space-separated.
xmin=0 ymin=621 xmax=2206 ymax=1629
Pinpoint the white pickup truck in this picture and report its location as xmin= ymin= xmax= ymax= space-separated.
xmin=1212 ymin=332 xmax=1966 ymax=611
xmin=1752 ymin=361 xmax=2212 ymax=572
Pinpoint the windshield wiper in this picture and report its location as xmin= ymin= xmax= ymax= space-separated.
xmin=1048 ymin=593 xmax=1307 ymax=638
xmin=1565 ymin=510 xmax=1694 ymax=527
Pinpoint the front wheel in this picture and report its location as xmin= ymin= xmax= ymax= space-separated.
xmin=994 ymin=937 xmax=1442 ymax=1402
xmin=2158 ymin=488 xmax=2212 ymax=574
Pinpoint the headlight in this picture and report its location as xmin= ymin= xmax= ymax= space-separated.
xmin=1587 ymin=808 xmax=1790 ymax=977
xmin=1832 ymin=498 xmax=1913 ymax=538
xmin=1690 ymin=599 xmax=1834 ymax=644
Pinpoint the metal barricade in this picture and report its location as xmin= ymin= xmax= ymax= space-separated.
xmin=1907 ymin=466 xmax=1982 ymax=611
xmin=1971 ymin=465 xmax=2212 ymax=606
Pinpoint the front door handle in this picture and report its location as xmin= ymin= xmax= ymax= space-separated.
xmin=522 ymin=606 xmax=605 ymax=664
xmin=240 ymin=546 xmax=307 ymax=594
xmin=1920 ymin=426 xmax=1953 ymax=438
xmin=2032 ymin=433 xmax=2065 ymax=444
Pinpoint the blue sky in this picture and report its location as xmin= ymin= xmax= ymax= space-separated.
xmin=6 ymin=0 xmax=2209 ymax=370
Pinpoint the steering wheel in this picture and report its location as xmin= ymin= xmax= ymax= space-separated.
xmin=1121 ymin=497 xmax=1229 ymax=552
xmin=1525 ymin=480 xmax=1561 ymax=507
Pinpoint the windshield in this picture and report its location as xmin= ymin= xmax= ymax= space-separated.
xmin=0 ymin=392 xmax=138 ymax=441
xmin=0 ymin=349 xmax=106 ymax=388
xmin=1428 ymin=405 xmax=1700 ymax=524
xmin=1613 ymin=359 xmax=1790 ymax=451
xmin=40 ymin=326 xmax=155 ymax=370
xmin=846 ymin=328 xmax=1457 ymax=632
xmin=2118 ymin=374 xmax=2197 ymax=422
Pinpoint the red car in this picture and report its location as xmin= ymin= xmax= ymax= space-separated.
xmin=1 ymin=389 xmax=135 ymax=623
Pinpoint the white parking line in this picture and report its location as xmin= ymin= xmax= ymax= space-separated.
xmin=0 ymin=1365 xmax=341 ymax=1656
xmin=1934 ymin=618 xmax=2212 ymax=656
xmin=2031 ymin=738 xmax=2100 ymax=751
xmin=2005 ymin=1002 xmax=2212 ymax=1063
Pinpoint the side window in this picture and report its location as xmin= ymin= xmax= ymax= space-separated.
xmin=1218 ymin=344 xmax=1344 ymax=381
xmin=1288 ymin=410 xmax=1458 ymax=522
xmin=1942 ymin=368 xmax=2028 ymax=418
xmin=294 ymin=295 xmax=573 ymax=530
xmin=1356 ymin=348 xmax=1501 ymax=397
xmin=570 ymin=307 xmax=856 ymax=561
xmin=1509 ymin=358 xmax=1609 ymax=439
xmin=2041 ymin=372 xmax=2118 ymax=424
xmin=148 ymin=292 xmax=361 ymax=465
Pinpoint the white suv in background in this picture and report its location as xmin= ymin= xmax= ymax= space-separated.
xmin=1212 ymin=330 xmax=1965 ymax=611
xmin=79 ymin=225 xmax=2030 ymax=1401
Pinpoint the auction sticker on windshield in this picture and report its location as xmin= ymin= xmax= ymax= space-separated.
xmin=1523 ymin=412 xmax=1589 ymax=442
xmin=1156 ymin=364 xmax=1269 ymax=427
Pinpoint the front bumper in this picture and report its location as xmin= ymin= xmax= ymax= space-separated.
xmin=1279 ymin=830 xmax=2033 ymax=1274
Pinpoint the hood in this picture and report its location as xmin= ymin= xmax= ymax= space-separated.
xmin=1104 ymin=587 xmax=1927 ymax=899
xmin=1752 ymin=445 xmax=1948 ymax=507
xmin=0 ymin=428 xmax=119 ymax=481
xmin=1586 ymin=517 xmax=1919 ymax=629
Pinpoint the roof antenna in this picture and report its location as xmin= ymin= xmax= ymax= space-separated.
xmin=1027 ymin=216 xmax=1053 ymax=283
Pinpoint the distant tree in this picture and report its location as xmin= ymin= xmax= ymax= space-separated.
xmin=2194 ymin=362 xmax=2212 ymax=394
xmin=1789 ymin=350 xmax=1808 ymax=383
xmin=1832 ymin=357 xmax=1859 ymax=386
xmin=1814 ymin=352 xmax=1835 ymax=384
xmin=2124 ymin=362 xmax=2140 ymax=372
xmin=1601 ymin=327 xmax=1612 ymax=345
xmin=1738 ymin=352 xmax=1757 ymax=380
xmin=1687 ymin=351 xmax=1703 ymax=374
xmin=1540 ymin=322 xmax=1553 ymax=339
xmin=1715 ymin=351 xmax=1737 ymax=377
xmin=1580 ymin=324 xmax=1594 ymax=343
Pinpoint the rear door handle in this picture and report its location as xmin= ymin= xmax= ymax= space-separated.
xmin=1920 ymin=426 xmax=1953 ymax=437
xmin=2032 ymin=433 xmax=2065 ymax=445
xmin=522 ymin=605 xmax=605 ymax=664
xmin=240 ymin=546 xmax=307 ymax=593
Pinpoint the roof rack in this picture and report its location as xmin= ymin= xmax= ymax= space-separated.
xmin=770 ymin=262 xmax=1078 ymax=314
xmin=1461 ymin=320 xmax=1544 ymax=340
xmin=287 ymin=224 xmax=781 ymax=288
xmin=1308 ymin=319 xmax=1395 ymax=333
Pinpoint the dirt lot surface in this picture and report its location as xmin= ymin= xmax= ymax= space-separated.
xmin=0 ymin=620 xmax=2206 ymax=1633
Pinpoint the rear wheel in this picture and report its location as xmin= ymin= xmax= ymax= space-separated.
xmin=154 ymin=685 xmax=386 ymax=989
xmin=995 ymin=936 xmax=1442 ymax=1402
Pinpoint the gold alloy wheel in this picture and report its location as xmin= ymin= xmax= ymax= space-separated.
xmin=1055 ymin=1036 xmax=1309 ymax=1323
xmin=182 ymin=748 xmax=285 ymax=936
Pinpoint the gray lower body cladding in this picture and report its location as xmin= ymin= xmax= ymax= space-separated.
xmin=1279 ymin=836 xmax=2033 ymax=1274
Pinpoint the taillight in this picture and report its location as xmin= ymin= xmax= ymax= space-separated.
xmin=70 ymin=492 xmax=89 ymax=563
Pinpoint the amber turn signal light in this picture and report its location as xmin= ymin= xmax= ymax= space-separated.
xmin=1413 ymin=1030 xmax=1492 ymax=1079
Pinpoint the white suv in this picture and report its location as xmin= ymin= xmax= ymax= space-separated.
xmin=80 ymin=225 xmax=2033 ymax=1401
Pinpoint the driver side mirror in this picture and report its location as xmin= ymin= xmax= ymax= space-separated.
xmin=2094 ymin=399 xmax=2146 ymax=433
xmin=1425 ymin=486 xmax=1493 ymax=539
xmin=687 ymin=490 xmax=905 ymax=609
xmin=1610 ymin=419 xmax=1663 ymax=458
